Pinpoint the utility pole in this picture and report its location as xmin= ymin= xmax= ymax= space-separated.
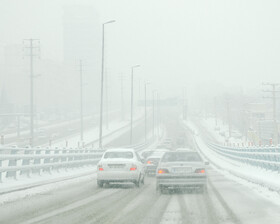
xmin=130 ymin=65 xmax=140 ymax=145
xmin=152 ymin=90 xmax=157 ymax=139
xmin=226 ymin=97 xmax=232 ymax=138
xmin=263 ymin=83 xmax=280 ymax=145
xmin=138 ymin=78 xmax=141 ymax=98
xmin=144 ymin=82 xmax=150 ymax=144
xmin=157 ymin=93 xmax=161 ymax=137
xmin=17 ymin=115 xmax=21 ymax=139
xmin=182 ymin=87 xmax=187 ymax=120
xmin=214 ymin=97 xmax=218 ymax=126
xmin=138 ymin=78 xmax=142 ymax=113
xmin=23 ymin=39 xmax=40 ymax=147
xmin=79 ymin=60 xmax=84 ymax=142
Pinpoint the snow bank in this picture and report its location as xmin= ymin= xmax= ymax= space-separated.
xmin=182 ymin=119 xmax=280 ymax=204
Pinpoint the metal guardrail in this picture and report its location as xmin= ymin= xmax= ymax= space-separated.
xmin=0 ymin=137 xmax=158 ymax=183
xmin=123 ymin=138 xmax=155 ymax=151
xmin=0 ymin=146 xmax=104 ymax=182
xmin=206 ymin=142 xmax=280 ymax=172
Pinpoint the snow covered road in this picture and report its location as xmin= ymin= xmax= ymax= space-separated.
xmin=0 ymin=108 xmax=279 ymax=224
xmin=1 ymin=168 xmax=279 ymax=224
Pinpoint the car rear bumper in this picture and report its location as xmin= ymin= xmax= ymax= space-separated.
xmin=97 ymin=171 xmax=139 ymax=182
xmin=146 ymin=166 xmax=157 ymax=174
xmin=156 ymin=176 xmax=207 ymax=188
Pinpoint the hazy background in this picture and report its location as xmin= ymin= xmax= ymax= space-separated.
xmin=0 ymin=0 xmax=280 ymax=116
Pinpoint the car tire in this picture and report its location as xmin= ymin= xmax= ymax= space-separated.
xmin=97 ymin=180 xmax=104 ymax=188
xmin=200 ymin=185 xmax=207 ymax=194
xmin=203 ymin=184 xmax=208 ymax=194
xmin=134 ymin=180 xmax=140 ymax=188
xmin=160 ymin=187 xmax=166 ymax=194
xmin=134 ymin=175 xmax=142 ymax=188
xmin=141 ymin=175 xmax=145 ymax=185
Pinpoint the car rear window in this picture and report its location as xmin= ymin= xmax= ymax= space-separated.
xmin=162 ymin=152 xmax=202 ymax=162
xmin=147 ymin=158 xmax=160 ymax=162
xmin=141 ymin=151 xmax=153 ymax=158
xmin=104 ymin=151 xmax=133 ymax=159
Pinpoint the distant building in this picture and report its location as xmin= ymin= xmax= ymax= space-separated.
xmin=244 ymin=103 xmax=280 ymax=144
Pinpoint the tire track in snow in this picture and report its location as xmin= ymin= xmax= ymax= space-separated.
xmin=140 ymin=194 xmax=172 ymax=224
xmin=208 ymin=179 xmax=243 ymax=224
xmin=105 ymin=178 xmax=159 ymax=224
xmin=21 ymin=187 xmax=123 ymax=224
xmin=159 ymin=196 xmax=182 ymax=224
xmin=81 ymin=184 xmax=150 ymax=224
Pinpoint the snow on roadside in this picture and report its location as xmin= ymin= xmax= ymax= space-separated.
xmin=49 ymin=112 xmax=145 ymax=148
xmin=0 ymin=111 xmax=157 ymax=204
xmin=201 ymin=117 xmax=246 ymax=145
xmin=183 ymin=119 xmax=280 ymax=205
xmin=0 ymin=167 xmax=97 ymax=205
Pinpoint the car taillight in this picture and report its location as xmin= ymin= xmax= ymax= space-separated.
xmin=157 ymin=168 xmax=169 ymax=174
xmin=98 ymin=165 xmax=104 ymax=171
xmin=147 ymin=160 xmax=152 ymax=164
xmin=130 ymin=164 xmax=137 ymax=171
xmin=195 ymin=168 xmax=205 ymax=173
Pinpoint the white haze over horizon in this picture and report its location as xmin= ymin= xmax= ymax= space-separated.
xmin=0 ymin=0 xmax=280 ymax=110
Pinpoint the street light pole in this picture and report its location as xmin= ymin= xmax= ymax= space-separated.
xmin=130 ymin=65 xmax=140 ymax=145
xmin=79 ymin=60 xmax=84 ymax=142
xmin=23 ymin=38 xmax=40 ymax=147
xmin=144 ymin=82 xmax=150 ymax=144
xmin=99 ymin=20 xmax=115 ymax=149
xmin=157 ymin=93 xmax=161 ymax=137
xmin=152 ymin=90 xmax=157 ymax=140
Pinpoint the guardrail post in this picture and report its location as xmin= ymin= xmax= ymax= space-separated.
xmin=44 ymin=147 xmax=52 ymax=174
xmin=34 ymin=148 xmax=42 ymax=175
xmin=6 ymin=148 xmax=19 ymax=179
xmin=53 ymin=147 xmax=60 ymax=172
xmin=0 ymin=160 xmax=2 ymax=182
xmin=62 ymin=147 xmax=68 ymax=171
xmin=20 ymin=148 xmax=32 ymax=178
xmin=1 ymin=135 xmax=4 ymax=145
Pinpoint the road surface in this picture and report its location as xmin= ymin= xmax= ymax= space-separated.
xmin=0 ymin=107 xmax=279 ymax=224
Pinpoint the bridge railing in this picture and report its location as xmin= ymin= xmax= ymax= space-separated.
xmin=0 ymin=146 xmax=105 ymax=182
xmin=0 ymin=136 xmax=158 ymax=183
xmin=206 ymin=142 xmax=280 ymax=172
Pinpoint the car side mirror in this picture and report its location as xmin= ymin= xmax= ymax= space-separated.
xmin=205 ymin=161 xmax=210 ymax=165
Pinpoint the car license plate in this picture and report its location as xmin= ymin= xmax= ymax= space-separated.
xmin=172 ymin=167 xmax=192 ymax=173
xmin=108 ymin=164 xmax=125 ymax=169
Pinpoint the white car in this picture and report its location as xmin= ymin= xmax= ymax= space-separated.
xmin=97 ymin=148 xmax=145 ymax=188
xmin=156 ymin=151 xmax=208 ymax=193
xmin=175 ymin=147 xmax=194 ymax=152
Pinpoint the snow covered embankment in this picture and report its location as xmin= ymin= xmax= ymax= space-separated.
xmin=183 ymin=119 xmax=280 ymax=199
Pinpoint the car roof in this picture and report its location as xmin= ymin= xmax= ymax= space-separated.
xmin=147 ymin=154 xmax=165 ymax=159
xmin=164 ymin=138 xmax=172 ymax=141
xmin=141 ymin=149 xmax=154 ymax=153
xmin=105 ymin=148 xmax=135 ymax=153
xmin=154 ymin=148 xmax=169 ymax=151
xmin=164 ymin=151 xmax=199 ymax=154
xmin=176 ymin=148 xmax=195 ymax=152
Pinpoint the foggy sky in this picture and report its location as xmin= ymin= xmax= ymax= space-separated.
xmin=1 ymin=0 xmax=280 ymax=102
